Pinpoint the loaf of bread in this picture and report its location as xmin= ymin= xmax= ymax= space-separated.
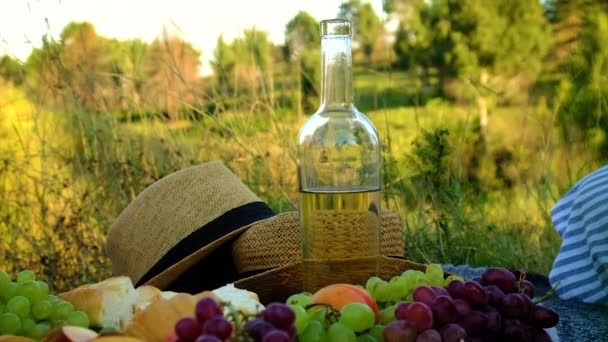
xmin=58 ymin=277 xmax=174 ymax=330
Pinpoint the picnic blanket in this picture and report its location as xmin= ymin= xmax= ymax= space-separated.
xmin=443 ymin=264 xmax=608 ymax=342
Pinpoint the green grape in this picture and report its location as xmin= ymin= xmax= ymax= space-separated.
xmin=7 ymin=295 xmax=31 ymax=318
xmin=0 ymin=312 xmax=21 ymax=335
xmin=47 ymin=294 xmax=60 ymax=303
xmin=17 ymin=270 xmax=36 ymax=284
xmin=0 ymin=282 xmax=18 ymax=302
xmin=32 ymin=322 xmax=51 ymax=340
xmin=289 ymin=304 xmax=310 ymax=333
xmin=33 ymin=281 xmax=50 ymax=303
xmin=308 ymin=307 xmax=329 ymax=324
xmin=428 ymin=275 xmax=445 ymax=287
xmin=22 ymin=318 xmax=36 ymax=337
xmin=299 ymin=320 xmax=325 ymax=342
xmin=425 ymin=264 xmax=444 ymax=279
xmin=67 ymin=310 xmax=90 ymax=328
xmin=365 ymin=276 xmax=383 ymax=295
xmin=374 ymin=281 xmax=391 ymax=303
xmin=357 ymin=334 xmax=377 ymax=342
xmin=328 ymin=322 xmax=357 ymax=342
xmin=339 ymin=303 xmax=375 ymax=332
xmin=286 ymin=293 xmax=314 ymax=308
xmin=379 ymin=305 xmax=396 ymax=325
xmin=444 ymin=274 xmax=465 ymax=286
xmin=16 ymin=281 xmax=38 ymax=301
xmin=0 ymin=304 xmax=4 ymax=314
xmin=402 ymin=269 xmax=425 ymax=280
xmin=0 ymin=270 xmax=10 ymax=291
xmin=369 ymin=325 xmax=385 ymax=342
xmin=387 ymin=276 xmax=409 ymax=300
xmin=51 ymin=300 xmax=74 ymax=321
xmin=32 ymin=300 xmax=52 ymax=320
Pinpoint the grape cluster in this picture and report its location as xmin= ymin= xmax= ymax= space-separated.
xmin=286 ymin=292 xmax=382 ymax=342
xmin=173 ymin=297 xmax=234 ymax=342
xmin=385 ymin=267 xmax=559 ymax=342
xmin=0 ymin=269 xmax=89 ymax=339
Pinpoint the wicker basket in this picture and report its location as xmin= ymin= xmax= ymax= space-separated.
xmin=234 ymin=256 xmax=448 ymax=303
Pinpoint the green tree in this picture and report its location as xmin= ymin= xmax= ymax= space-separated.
xmin=0 ymin=56 xmax=25 ymax=85
xmin=285 ymin=11 xmax=321 ymax=115
xmin=338 ymin=0 xmax=383 ymax=65
xmin=559 ymin=10 xmax=608 ymax=154
xmin=395 ymin=0 xmax=550 ymax=134
xmin=210 ymin=35 xmax=236 ymax=96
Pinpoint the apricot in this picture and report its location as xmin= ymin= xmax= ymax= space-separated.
xmin=312 ymin=284 xmax=380 ymax=322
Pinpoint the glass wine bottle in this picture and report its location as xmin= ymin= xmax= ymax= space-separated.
xmin=296 ymin=19 xmax=381 ymax=292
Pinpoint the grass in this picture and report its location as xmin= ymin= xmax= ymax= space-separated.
xmin=0 ymin=66 xmax=602 ymax=291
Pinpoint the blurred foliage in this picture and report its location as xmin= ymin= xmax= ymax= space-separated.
xmin=0 ymin=1 xmax=607 ymax=290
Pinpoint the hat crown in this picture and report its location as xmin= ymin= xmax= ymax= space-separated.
xmin=106 ymin=161 xmax=262 ymax=286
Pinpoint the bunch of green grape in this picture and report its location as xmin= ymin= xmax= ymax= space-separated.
xmin=0 ymin=269 xmax=90 ymax=339
xmin=286 ymin=293 xmax=384 ymax=342
xmin=284 ymin=265 xmax=463 ymax=341
xmin=365 ymin=264 xmax=463 ymax=324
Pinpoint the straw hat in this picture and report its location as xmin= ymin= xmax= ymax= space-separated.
xmin=106 ymin=161 xmax=405 ymax=292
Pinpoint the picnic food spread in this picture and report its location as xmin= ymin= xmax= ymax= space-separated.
xmin=0 ymin=264 xmax=560 ymax=341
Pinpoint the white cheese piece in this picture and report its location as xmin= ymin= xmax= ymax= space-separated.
xmin=212 ymin=284 xmax=265 ymax=316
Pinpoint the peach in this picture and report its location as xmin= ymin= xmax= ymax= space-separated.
xmin=312 ymin=284 xmax=380 ymax=322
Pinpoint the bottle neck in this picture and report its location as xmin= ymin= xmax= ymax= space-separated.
xmin=320 ymin=35 xmax=354 ymax=110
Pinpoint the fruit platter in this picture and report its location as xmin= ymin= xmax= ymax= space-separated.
xmin=0 ymin=264 xmax=559 ymax=342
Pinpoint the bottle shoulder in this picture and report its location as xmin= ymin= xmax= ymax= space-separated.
xmin=297 ymin=107 xmax=380 ymax=144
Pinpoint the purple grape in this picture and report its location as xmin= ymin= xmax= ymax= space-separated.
xmin=502 ymin=319 xmax=532 ymax=342
xmin=430 ymin=296 xmax=458 ymax=326
xmin=519 ymin=280 xmax=536 ymax=299
xmin=175 ymin=317 xmax=202 ymax=342
xmin=485 ymin=310 xmax=502 ymax=335
xmin=500 ymin=293 xmax=526 ymax=319
xmin=446 ymin=280 xmax=465 ymax=299
xmin=458 ymin=310 xmax=488 ymax=337
xmin=394 ymin=302 xmax=433 ymax=332
xmin=262 ymin=329 xmax=290 ymax=342
xmin=383 ymin=320 xmax=418 ymax=342
xmin=195 ymin=298 xmax=223 ymax=325
xmin=413 ymin=286 xmax=438 ymax=306
xmin=532 ymin=305 xmax=559 ymax=328
xmin=484 ymin=285 xmax=505 ymax=307
xmin=262 ymin=303 xmax=295 ymax=330
xmin=394 ymin=302 xmax=412 ymax=320
xmin=481 ymin=268 xmax=516 ymax=293
xmin=430 ymin=286 xmax=450 ymax=297
xmin=452 ymin=299 xmax=472 ymax=319
xmin=195 ymin=335 xmax=222 ymax=342
xmin=463 ymin=281 xmax=489 ymax=307
xmin=416 ymin=329 xmax=441 ymax=342
xmin=202 ymin=316 xmax=233 ymax=340
xmin=472 ymin=277 xmax=482 ymax=284
xmin=284 ymin=324 xmax=296 ymax=339
xmin=439 ymin=323 xmax=467 ymax=342
xmin=244 ymin=318 xmax=275 ymax=342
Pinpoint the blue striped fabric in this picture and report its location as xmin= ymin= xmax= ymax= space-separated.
xmin=549 ymin=164 xmax=608 ymax=304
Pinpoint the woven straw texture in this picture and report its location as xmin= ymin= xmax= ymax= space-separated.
xmin=106 ymin=161 xmax=261 ymax=286
xmin=234 ymin=256 xmax=439 ymax=303
xmin=232 ymin=209 xmax=404 ymax=273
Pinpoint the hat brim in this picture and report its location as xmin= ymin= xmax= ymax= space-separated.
xmin=233 ymin=256 xmax=447 ymax=303
xmin=144 ymin=214 xmax=297 ymax=290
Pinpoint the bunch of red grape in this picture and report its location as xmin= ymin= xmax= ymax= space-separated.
xmin=173 ymin=297 xmax=233 ymax=342
xmin=244 ymin=303 xmax=296 ymax=342
xmin=384 ymin=267 xmax=559 ymax=342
